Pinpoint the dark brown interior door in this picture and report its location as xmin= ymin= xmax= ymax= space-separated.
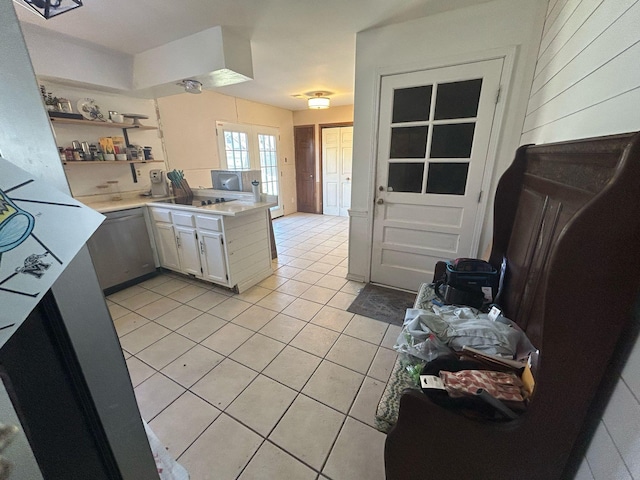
xmin=295 ymin=125 xmax=317 ymax=213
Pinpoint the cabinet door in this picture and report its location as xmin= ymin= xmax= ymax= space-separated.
xmin=154 ymin=223 xmax=180 ymax=271
xmin=199 ymin=230 xmax=229 ymax=284
xmin=176 ymin=226 xmax=201 ymax=277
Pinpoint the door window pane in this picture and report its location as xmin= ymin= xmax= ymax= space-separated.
xmin=392 ymin=85 xmax=432 ymax=123
xmin=223 ymin=130 xmax=250 ymax=169
xmin=430 ymin=123 xmax=475 ymax=158
xmin=388 ymin=163 xmax=424 ymax=193
xmin=426 ymin=162 xmax=469 ymax=195
xmin=434 ymin=79 xmax=483 ymax=120
xmin=390 ymin=126 xmax=428 ymax=158
xmin=258 ymin=133 xmax=279 ymax=196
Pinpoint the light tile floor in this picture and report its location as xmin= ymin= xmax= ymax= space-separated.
xmin=107 ymin=213 xmax=402 ymax=480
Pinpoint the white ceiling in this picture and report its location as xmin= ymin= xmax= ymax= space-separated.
xmin=14 ymin=0 xmax=492 ymax=110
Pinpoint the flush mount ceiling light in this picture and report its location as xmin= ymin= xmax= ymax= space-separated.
xmin=19 ymin=0 xmax=83 ymax=19
xmin=308 ymin=92 xmax=330 ymax=109
xmin=178 ymin=79 xmax=203 ymax=94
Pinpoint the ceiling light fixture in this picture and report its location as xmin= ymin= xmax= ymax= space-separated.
xmin=179 ymin=79 xmax=203 ymax=94
xmin=19 ymin=0 xmax=83 ymax=19
xmin=308 ymin=92 xmax=330 ymax=110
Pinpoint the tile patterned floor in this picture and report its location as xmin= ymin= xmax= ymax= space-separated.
xmin=107 ymin=213 xmax=402 ymax=480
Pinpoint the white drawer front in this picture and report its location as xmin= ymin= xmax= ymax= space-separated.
xmin=173 ymin=212 xmax=196 ymax=227
xmin=150 ymin=208 xmax=172 ymax=223
xmin=196 ymin=215 xmax=222 ymax=232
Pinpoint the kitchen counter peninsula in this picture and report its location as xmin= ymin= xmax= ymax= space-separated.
xmin=145 ymin=198 xmax=277 ymax=216
xmin=78 ymin=190 xmax=276 ymax=216
xmin=78 ymin=190 xmax=276 ymax=293
xmin=146 ymin=197 xmax=275 ymax=293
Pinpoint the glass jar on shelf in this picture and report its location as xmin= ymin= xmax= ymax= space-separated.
xmin=106 ymin=181 xmax=121 ymax=201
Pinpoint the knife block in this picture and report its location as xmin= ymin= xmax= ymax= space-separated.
xmin=171 ymin=179 xmax=193 ymax=205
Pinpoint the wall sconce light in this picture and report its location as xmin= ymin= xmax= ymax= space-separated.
xmin=308 ymin=92 xmax=330 ymax=109
xmin=20 ymin=0 xmax=83 ymax=19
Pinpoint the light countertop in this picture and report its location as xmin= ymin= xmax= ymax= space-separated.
xmin=77 ymin=190 xmax=276 ymax=216
xmin=77 ymin=195 xmax=161 ymax=213
xmin=145 ymin=199 xmax=276 ymax=216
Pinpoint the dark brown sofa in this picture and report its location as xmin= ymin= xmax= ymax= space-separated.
xmin=385 ymin=132 xmax=640 ymax=479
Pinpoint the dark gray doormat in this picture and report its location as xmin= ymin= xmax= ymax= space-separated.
xmin=347 ymin=283 xmax=415 ymax=326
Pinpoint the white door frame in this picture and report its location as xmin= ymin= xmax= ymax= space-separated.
xmin=365 ymin=47 xmax=517 ymax=284
xmin=215 ymin=121 xmax=284 ymax=218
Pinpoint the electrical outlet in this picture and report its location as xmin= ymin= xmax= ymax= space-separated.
xmin=136 ymin=169 xmax=142 ymax=176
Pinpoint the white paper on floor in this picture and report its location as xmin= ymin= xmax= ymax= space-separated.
xmin=143 ymin=420 xmax=189 ymax=480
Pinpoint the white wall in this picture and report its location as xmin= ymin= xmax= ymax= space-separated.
xmin=349 ymin=0 xmax=547 ymax=283
xmin=293 ymin=105 xmax=354 ymax=126
xmin=521 ymin=0 xmax=640 ymax=144
xmin=156 ymin=92 xmax=298 ymax=215
xmin=520 ymin=1 xmax=640 ymax=479
xmin=22 ymin=24 xmax=133 ymax=92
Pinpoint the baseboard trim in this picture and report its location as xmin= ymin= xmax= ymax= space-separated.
xmin=348 ymin=209 xmax=368 ymax=218
xmin=346 ymin=273 xmax=365 ymax=283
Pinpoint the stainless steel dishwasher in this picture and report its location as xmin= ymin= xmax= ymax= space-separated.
xmin=87 ymin=208 xmax=156 ymax=293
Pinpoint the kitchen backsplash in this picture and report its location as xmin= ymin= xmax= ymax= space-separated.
xmin=63 ymin=162 xmax=161 ymax=197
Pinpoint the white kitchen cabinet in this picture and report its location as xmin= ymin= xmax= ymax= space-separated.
xmin=147 ymin=204 xmax=272 ymax=292
xmin=175 ymin=226 xmax=202 ymax=277
xmin=154 ymin=222 xmax=180 ymax=271
xmin=199 ymin=230 xmax=228 ymax=283
xmin=148 ymin=206 xmax=232 ymax=288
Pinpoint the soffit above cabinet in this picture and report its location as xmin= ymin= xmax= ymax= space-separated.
xmin=22 ymin=24 xmax=253 ymax=98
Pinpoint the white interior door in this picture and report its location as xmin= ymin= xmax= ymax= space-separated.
xmin=322 ymin=126 xmax=353 ymax=217
xmin=371 ymin=58 xmax=503 ymax=291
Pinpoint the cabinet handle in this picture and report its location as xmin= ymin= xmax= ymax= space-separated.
xmin=200 ymin=241 xmax=205 ymax=255
xmin=176 ymin=236 xmax=181 ymax=247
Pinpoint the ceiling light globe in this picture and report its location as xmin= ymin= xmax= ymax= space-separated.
xmin=308 ymin=96 xmax=330 ymax=109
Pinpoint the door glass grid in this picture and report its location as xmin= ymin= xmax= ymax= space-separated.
xmin=426 ymin=162 xmax=469 ymax=194
xmin=430 ymin=123 xmax=476 ymax=158
xmin=223 ymin=131 xmax=250 ymax=170
xmin=388 ymin=163 xmax=424 ymax=193
xmin=392 ymin=85 xmax=432 ymax=123
xmin=389 ymin=126 xmax=428 ymax=158
xmin=388 ymin=78 xmax=482 ymax=195
xmin=434 ymin=79 xmax=482 ymax=120
xmin=258 ymin=134 xmax=278 ymax=196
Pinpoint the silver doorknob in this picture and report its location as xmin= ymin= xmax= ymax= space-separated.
xmin=310 ymin=174 xmax=313 ymax=178
xmin=377 ymin=198 xmax=384 ymax=205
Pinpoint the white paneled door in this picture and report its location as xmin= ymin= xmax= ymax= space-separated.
xmin=371 ymin=59 xmax=503 ymax=291
xmin=322 ymin=126 xmax=353 ymax=217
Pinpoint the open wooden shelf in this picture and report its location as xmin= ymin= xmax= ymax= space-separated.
xmin=63 ymin=160 xmax=164 ymax=165
xmin=49 ymin=117 xmax=158 ymax=130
